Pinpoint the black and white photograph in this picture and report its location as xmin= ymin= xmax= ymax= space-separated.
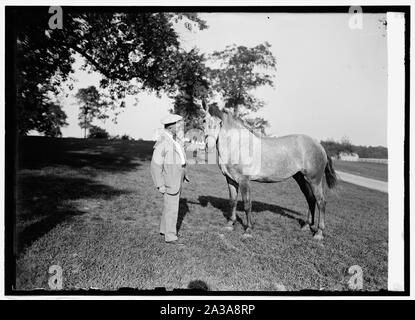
xmin=2 ymin=3 xmax=410 ymax=299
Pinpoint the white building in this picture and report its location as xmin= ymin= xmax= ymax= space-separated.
xmin=338 ymin=152 xmax=359 ymax=162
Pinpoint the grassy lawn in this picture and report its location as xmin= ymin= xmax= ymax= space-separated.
xmin=333 ymin=160 xmax=388 ymax=182
xmin=15 ymin=137 xmax=388 ymax=292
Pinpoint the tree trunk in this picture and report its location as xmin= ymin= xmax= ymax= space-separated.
xmin=84 ymin=112 xmax=87 ymax=139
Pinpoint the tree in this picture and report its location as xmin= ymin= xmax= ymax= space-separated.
xmin=121 ymin=134 xmax=133 ymax=141
xmin=75 ymin=86 xmax=111 ymax=138
xmin=171 ymin=49 xmax=209 ymax=129
xmin=14 ymin=8 xmax=74 ymax=136
xmin=61 ymin=12 xmax=207 ymax=96
xmin=35 ymin=102 xmax=68 ymax=137
xmin=320 ymin=138 xmax=339 ymax=158
xmin=208 ymin=42 xmax=276 ymax=134
xmin=168 ymin=43 xmax=276 ymax=133
xmin=88 ymin=125 xmax=109 ymax=139
xmin=341 ymin=136 xmax=354 ymax=154
xmin=12 ymin=8 xmax=208 ymax=135
xmin=243 ymin=117 xmax=269 ymax=136
xmin=321 ymin=138 xmax=388 ymax=159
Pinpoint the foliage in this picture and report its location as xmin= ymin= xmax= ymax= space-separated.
xmin=353 ymin=145 xmax=388 ymax=159
xmin=209 ymin=42 xmax=276 ymax=114
xmin=171 ymin=49 xmax=209 ymax=129
xmin=109 ymin=134 xmax=134 ymax=140
xmin=322 ymin=138 xmax=354 ymax=157
xmin=75 ymin=86 xmax=111 ymax=138
xmin=35 ymin=102 xmax=68 ymax=137
xmin=243 ymin=117 xmax=269 ymax=136
xmin=208 ymin=42 xmax=276 ymax=134
xmin=321 ymin=139 xmax=341 ymax=157
xmin=14 ymin=8 xmax=74 ymax=136
xmin=87 ymin=125 xmax=110 ymax=139
xmin=340 ymin=136 xmax=354 ymax=154
xmin=12 ymin=8 xmax=208 ymax=135
xmin=14 ymin=8 xmax=278 ymax=136
xmin=121 ymin=134 xmax=133 ymax=141
xmin=321 ymin=138 xmax=388 ymax=159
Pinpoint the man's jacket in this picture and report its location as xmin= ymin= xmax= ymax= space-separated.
xmin=150 ymin=130 xmax=187 ymax=195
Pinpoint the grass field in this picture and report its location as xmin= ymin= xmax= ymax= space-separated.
xmin=333 ymin=160 xmax=388 ymax=182
xmin=15 ymin=137 xmax=388 ymax=292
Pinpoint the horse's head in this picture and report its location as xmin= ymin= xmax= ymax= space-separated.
xmin=201 ymin=99 xmax=223 ymax=152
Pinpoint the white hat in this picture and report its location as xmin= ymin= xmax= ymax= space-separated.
xmin=161 ymin=113 xmax=183 ymax=125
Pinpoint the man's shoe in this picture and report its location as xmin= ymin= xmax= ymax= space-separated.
xmin=165 ymin=239 xmax=185 ymax=246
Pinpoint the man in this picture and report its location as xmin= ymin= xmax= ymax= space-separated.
xmin=150 ymin=114 xmax=188 ymax=245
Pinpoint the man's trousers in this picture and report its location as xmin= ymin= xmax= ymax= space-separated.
xmin=160 ymin=189 xmax=181 ymax=242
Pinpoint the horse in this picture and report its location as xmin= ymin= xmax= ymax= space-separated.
xmin=201 ymin=101 xmax=337 ymax=240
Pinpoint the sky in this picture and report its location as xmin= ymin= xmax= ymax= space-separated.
xmin=56 ymin=12 xmax=387 ymax=147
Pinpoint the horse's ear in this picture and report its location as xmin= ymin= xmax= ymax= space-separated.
xmin=208 ymin=104 xmax=223 ymax=120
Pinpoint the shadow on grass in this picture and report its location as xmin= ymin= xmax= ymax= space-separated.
xmin=176 ymin=198 xmax=190 ymax=233
xmin=16 ymin=173 xmax=131 ymax=255
xmin=18 ymin=136 xmax=155 ymax=173
xmin=187 ymin=279 xmax=210 ymax=291
xmin=197 ymin=195 xmax=304 ymax=228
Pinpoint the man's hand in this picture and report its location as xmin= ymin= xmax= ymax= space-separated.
xmin=158 ymin=186 xmax=166 ymax=194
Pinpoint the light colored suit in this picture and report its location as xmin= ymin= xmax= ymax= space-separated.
xmin=150 ymin=130 xmax=187 ymax=242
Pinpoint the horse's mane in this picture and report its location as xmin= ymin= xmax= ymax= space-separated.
xmin=222 ymin=110 xmax=262 ymax=138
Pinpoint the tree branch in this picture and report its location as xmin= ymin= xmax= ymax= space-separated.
xmin=69 ymin=45 xmax=131 ymax=82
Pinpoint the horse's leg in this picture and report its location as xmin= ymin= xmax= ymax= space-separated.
xmin=225 ymin=176 xmax=238 ymax=231
xmin=309 ymin=181 xmax=326 ymax=240
xmin=240 ymin=178 xmax=253 ymax=237
xmin=293 ymin=172 xmax=316 ymax=232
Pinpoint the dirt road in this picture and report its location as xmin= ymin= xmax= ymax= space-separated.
xmin=337 ymin=170 xmax=388 ymax=193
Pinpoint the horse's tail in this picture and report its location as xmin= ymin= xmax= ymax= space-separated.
xmin=325 ymin=155 xmax=337 ymax=189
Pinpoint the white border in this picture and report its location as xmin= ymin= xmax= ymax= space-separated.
xmin=387 ymin=11 xmax=406 ymax=292
xmin=0 ymin=0 xmax=412 ymax=300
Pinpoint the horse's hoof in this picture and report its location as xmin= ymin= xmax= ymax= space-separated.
xmin=313 ymin=230 xmax=324 ymax=241
xmin=242 ymin=233 xmax=253 ymax=239
xmin=242 ymin=228 xmax=253 ymax=239
xmin=224 ymin=225 xmax=234 ymax=231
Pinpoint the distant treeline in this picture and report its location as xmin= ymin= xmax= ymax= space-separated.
xmin=321 ymin=139 xmax=388 ymax=159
